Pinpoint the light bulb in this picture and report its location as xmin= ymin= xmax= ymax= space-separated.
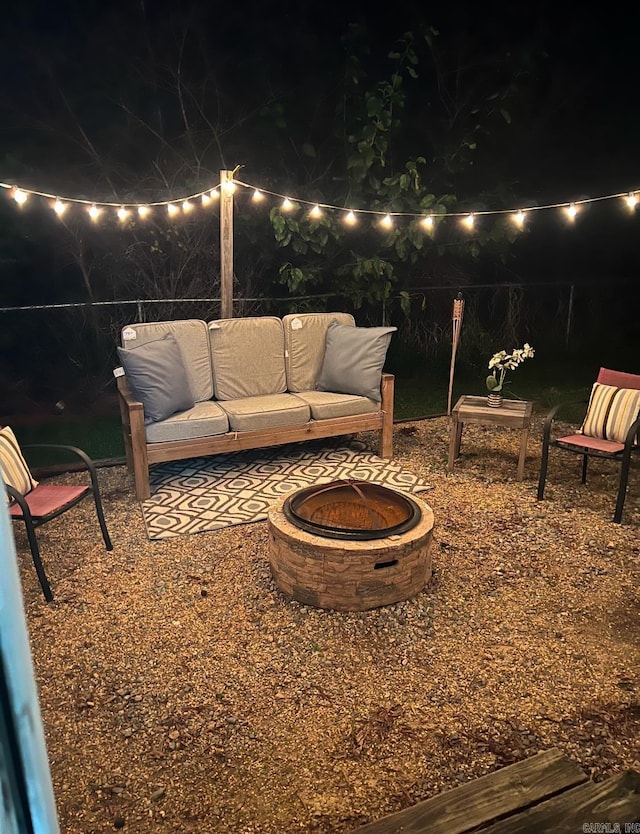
xmin=380 ymin=214 xmax=393 ymax=229
xmin=138 ymin=205 xmax=150 ymax=218
xmin=167 ymin=203 xmax=179 ymax=216
xmin=117 ymin=207 xmax=129 ymax=222
xmin=309 ymin=204 xmax=322 ymax=218
xmin=182 ymin=200 xmax=193 ymax=213
xmin=625 ymin=192 xmax=638 ymax=210
xmin=462 ymin=213 xmax=475 ymax=230
xmin=281 ymin=197 xmax=294 ymax=211
xmin=512 ymin=210 xmax=526 ymax=228
xmin=210 ymin=188 xmax=220 ymax=199
xmin=88 ymin=205 xmax=101 ymax=221
xmin=201 ymin=193 xmax=211 ymax=205
xmin=344 ymin=210 xmax=357 ymax=225
xmin=53 ymin=199 xmax=67 ymax=216
xmin=13 ymin=188 xmax=28 ymax=204
xmin=252 ymin=189 xmax=264 ymax=202
xmin=222 ymin=181 xmax=236 ymax=195
xmin=565 ymin=203 xmax=578 ymax=221
xmin=421 ymin=215 xmax=434 ymax=230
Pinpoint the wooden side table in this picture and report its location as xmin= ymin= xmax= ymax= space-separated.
xmin=448 ymin=395 xmax=534 ymax=481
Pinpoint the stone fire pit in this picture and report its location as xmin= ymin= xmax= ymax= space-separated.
xmin=267 ymin=480 xmax=434 ymax=611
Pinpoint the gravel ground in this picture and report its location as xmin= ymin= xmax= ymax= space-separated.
xmin=17 ymin=415 xmax=640 ymax=834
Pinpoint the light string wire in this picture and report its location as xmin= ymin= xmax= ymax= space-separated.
xmin=1 ymin=172 xmax=639 ymax=223
xmin=0 ymin=180 xmax=222 ymax=207
xmin=234 ymin=180 xmax=639 ymax=218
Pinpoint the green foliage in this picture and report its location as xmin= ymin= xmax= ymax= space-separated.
xmin=267 ymin=27 xmax=529 ymax=316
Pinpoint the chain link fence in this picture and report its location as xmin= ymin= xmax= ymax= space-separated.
xmin=0 ymin=278 xmax=634 ymax=423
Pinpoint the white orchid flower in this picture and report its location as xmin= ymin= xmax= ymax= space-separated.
xmin=485 ymin=344 xmax=535 ymax=394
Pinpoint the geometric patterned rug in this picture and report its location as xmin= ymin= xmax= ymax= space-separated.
xmin=141 ymin=439 xmax=432 ymax=540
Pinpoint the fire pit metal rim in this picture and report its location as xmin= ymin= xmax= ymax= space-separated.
xmin=282 ymin=479 xmax=422 ymax=541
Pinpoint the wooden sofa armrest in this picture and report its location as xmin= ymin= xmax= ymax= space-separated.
xmin=116 ymin=375 xmax=149 ymax=487
xmin=379 ymin=373 xmax=395 ymax=459
xmin=116 ymin=375 xmax=144 ymax=412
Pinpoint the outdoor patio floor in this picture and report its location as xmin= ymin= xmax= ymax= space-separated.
xmin=15 ymin=414 xmax=640 ymax=834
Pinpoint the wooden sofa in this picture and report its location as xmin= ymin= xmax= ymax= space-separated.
xmin=115 ymin=313 xmax=395 ymax=500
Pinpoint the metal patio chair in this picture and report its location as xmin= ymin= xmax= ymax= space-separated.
xmin=537 ymin=368 xmax=640 ymax=523
xmin=1 ymin=427 xmax=113 ymax=601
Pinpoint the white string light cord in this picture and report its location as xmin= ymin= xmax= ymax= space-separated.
xmin=0 ymin=180 xmax=224 ymax=221
xmin=1 ymin=176 xmax=638 ymax=228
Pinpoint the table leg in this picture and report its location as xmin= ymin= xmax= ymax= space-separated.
xmin=447 ymin=419 xmax=464 ymax=474
xmin=517 ymin=426 xmax=530 ymax=481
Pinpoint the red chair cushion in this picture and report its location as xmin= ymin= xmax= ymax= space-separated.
xmin=9 ymin=485 xmax=90 ymax=519
xmin=555 ymin=434 xmax=625 ymax=454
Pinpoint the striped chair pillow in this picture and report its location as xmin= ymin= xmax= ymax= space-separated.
xmin=581 ymin=383 xmax=640 ymax=444
xmin=0 ymin=426 xmax=39 ymax=497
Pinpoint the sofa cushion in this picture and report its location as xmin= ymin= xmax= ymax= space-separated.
xmin=283 ymin=312 xmax=355 ymax=392
xmin=145 ymin=401 xmax=230 ymax=444
xmin=118 ymin=334 xmax=195 ymax=425
xmin=121 ymin=320 xmax=213 ymax=402
xmin=293 ymin=390 xmax=379 ymax=419
xmin=218 ymin=394 xmax=310 ymax=432
xmin=209 ymin=317 xmax=287 ymax=400
xmin=317 ymin=321 xmax=396 ymax=402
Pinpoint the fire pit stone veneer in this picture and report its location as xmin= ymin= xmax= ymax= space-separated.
xmin=267 ymin=481 xmax=434 ymax=612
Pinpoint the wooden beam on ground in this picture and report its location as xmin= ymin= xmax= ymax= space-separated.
xmin=480 ymin=769 xmax=640 ymax=833
xmin=350 ymin=748 xmax=587 ymax=834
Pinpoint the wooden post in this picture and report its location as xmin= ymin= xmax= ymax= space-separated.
xmin=220 ymin=169 xmax=234 ymax=319
xmin=447 ymin=293 xmax=465 ymax=415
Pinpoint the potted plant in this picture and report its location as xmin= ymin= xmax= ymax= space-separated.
xmin=486 ymin=344 xmax=535 ymax=407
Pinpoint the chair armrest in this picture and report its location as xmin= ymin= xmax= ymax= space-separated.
xmin=21 ymin=444 xmax=100 ymax=490
xmin=542 ymin=399 xmax=587 ymax=443
xmin=3 ymin=482 xmax=32 ymax=519
xmin=21 ymin=443 xmax=93 ymax=468
xmin=623 ymin=415 xmax=640 ymax=451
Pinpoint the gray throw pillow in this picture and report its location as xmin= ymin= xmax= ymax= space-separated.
xmin=316 ymin=321 xmax=396 ymax=402
xmin=117 ymin=334 xmax=194 ymax=424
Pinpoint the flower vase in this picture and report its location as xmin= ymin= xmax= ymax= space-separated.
xmin=487 ymin=392 xmax=503 ymax=408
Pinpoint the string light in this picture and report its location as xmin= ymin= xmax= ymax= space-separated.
xmin=2 ymin=177 xmax=640 ymax=234
xmin=565 ymin=203 xmax=578 ymax=221
xmin=344 ymin=210 xmax=357 ymax=226
xmin=2 ymin=180 xmax=223 ymax=211
xmin=512 ymin=210 xmax=526 ymax=228
xmin=421 ymin=215 xmax=434 ymax=231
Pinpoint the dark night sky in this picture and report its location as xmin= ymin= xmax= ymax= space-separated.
xmin=4 ymin=0 xmax=640 ymax=195
xmin=2 ymin=0 xmax=640 ymax=281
